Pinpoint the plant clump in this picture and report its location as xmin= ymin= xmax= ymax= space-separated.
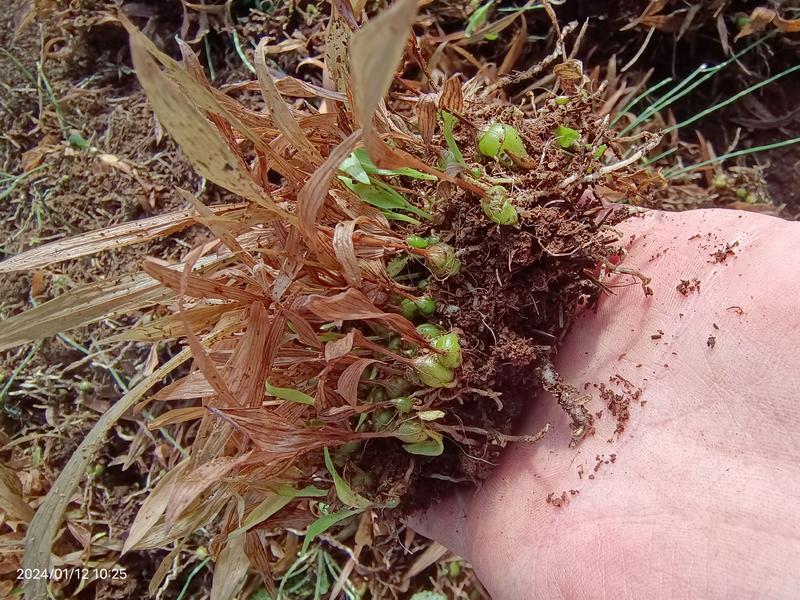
xmin=6 ymin=2 xmax=659 ymax=594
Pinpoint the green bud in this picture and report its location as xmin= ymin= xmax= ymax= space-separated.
xmin=196 ymin=546 xmax=210 ymax=559
xmin=78 ymin=380 xmax=92 ymax=393
xmin=416 ymin=323 xmax=443 ymax=338
xmin=736 ymin=14 xmax=750 ymax=29
xmin=746 ymin=193 xmax=757 ymax=204
xmin=478 ymin=123 xmax=527 ymax=159
xmin=554 ymin=96 xmax=570 ymax=106
xmin=449 ymin=560 xmax=462 ymax=578
xmin=414 ymin=354 xmax=455 ymax=388
xmin=426 ymin=243 xmax=461 ymax=277
xmin=736 ymin=188 xmax=748 ymax=199
xmin=425 ymin=234 xmax=441 ymax=245
xmin=481 ymin=186 xmax=518 ymax=225
xmin=372 ymin=409 xmax=394 ymax=429
xmin=478 ymin=123 xmax=505 ymax=158
xmin=391 ymin=396 xmax=414 ymax=413
xmin=712 ymin=175 xmax=727 ymax=188
xmin=405 ymin=235 xmax=429 ymax=249
xmin=500 ymin=125 xmax=526 ymax=157
xmin=393 ymin=420 xmax=427 ymax=443
xmin=555 ymin=125 xmax=580 ymax=149
xmin=432 ymin=333 xmax=462 ymax=368
xmin=384 ymin=496 xmax=401 ymax=509
xmin=416 ymin=296 xmax=437 ymax=316
xmin=400 ymin=298 xmax=418 ymax=319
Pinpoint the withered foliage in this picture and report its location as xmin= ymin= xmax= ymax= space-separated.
xmin=9 ymin=2 xmax=663 ymax=596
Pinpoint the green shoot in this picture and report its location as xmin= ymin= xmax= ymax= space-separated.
xmin=231 ymin=28 xmax=256 ymax=74
xmin=403 ymin=431 xmax=444 ymax=456
xmin=352 ymin=148 xmax=436 ymax=180
xmin=619 ymin=32 xmax=777 ymax=135
xmin=323 ymin=447 xmax=371 ymax=509
xmin=666 ymin=136 xmax=800 ymax=179
xmin=609 ymin=76 xmax=674 ymax=128
xmin=465 ymin=0 xmax=495 ymax=39
xmin=664 ymin=63 xmax=800 ymax=133
xmin=265 ymin=381 xmax=316 ymax=405
xmin=302 ymin=507 xmax=363 ymax=553
xmin=555 ymin=126 xmax=580 ymax=149
xmin=441 ymin=111 xmax=466 ymax=164
xmin=175 ymin=557 xmax=212 ymax=600
xmin=339 ymin=176 xmax=431 ymax=221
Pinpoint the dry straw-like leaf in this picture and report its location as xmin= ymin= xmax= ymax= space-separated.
xmin=23 ymin=346 xmax=196 ymax=599
xmin=350 ymin=0 xmax=418 ymax=136
xmin=254 ymin=38 xmax=322 ymax=163
xmin=0 ymin=204 xmax=244 ymax=274
xmin=0 ymin=463 xmax=34 ymax=523
xmin=0 ymin=273 xmax=171 ymax=352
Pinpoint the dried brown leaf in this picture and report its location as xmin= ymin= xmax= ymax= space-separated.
xmin=0 ymin=204 xmax=242 ymax=274
xmin=143 ymin=260 xmax=262 ymax=304
xmin=123 ymin=460 xmax=190 ymax=553
xmin=304 ymin=288 xmax=427 ymax=346
xmin=128 ymin=30 xmax=280 ymax=212
xmin=350 ymin=0 xmax=417 ymax=136
xmin=337 ymin=358 xmax=380 ymax=405
xmin=211 ymin=534 xmax=249 ymax=600
xmin=416 ymin=94 xmax=438 ymax=145
xmin=297 ymin=130 xmax=362 ymax=243
xmin=165 ymin=453 xmax=251 ymax=527
xmin=325 ymin=330 xmax=355 ymax=362
xmin=0 ymin=273 xmax=170 ymax=352
xmin=775 ymin=13 xmax=800 ymax=33
xmin=102 ymin=304 xmax=239 ymax=344
xmin=324 ymin=5 xmax=352 ymax=93
xmin=255 ymin=39 xmax=322 ymax=163
xmin=498 ymin=16 xmax=528 ymax=76
xmin=333 ymin=219 xmax=363 ymax=287
xmin=0 ymin=463 xmax=34 ymax=522
xmin=146 ymin=407 xmax=207 ymax=429
xmin=24 ymin=346 xmax=195 ymax=598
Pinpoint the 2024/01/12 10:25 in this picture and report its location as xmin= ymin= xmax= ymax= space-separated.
xmin=17 ymin=567 xmax=128 ymax=581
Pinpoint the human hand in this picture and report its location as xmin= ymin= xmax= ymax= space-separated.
xmin=410 ymin=209 xmax=800 ymax=599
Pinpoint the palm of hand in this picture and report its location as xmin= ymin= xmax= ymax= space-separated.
xmin=411 ymin=209 xmax=800 ymax=599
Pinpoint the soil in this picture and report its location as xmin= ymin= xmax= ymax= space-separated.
xmin=2 ymin=1 xmax=799 ymax=599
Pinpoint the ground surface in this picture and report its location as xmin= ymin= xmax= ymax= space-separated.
xmin=1 ymin=1 xmax=798 ymax=599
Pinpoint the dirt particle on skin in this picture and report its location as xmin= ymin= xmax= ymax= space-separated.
xmin=650 ymin=330 xmax=663 ymax=340
xmin=707 ymin=335 xmax=716 ymax=349
xmin=710 ymin=240 xmax=739 ymax=263
xmin=547 ymin=491 xmax=569 ymax=507
xmin=676 ymin=277 xmax=701 ymax=295
xmin=727 ymin=305 xmax=745 ymax=315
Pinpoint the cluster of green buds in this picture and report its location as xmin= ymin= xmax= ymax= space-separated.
xmin=424 ymin=242 xmax=461 ymax=277
xmin=400 ymin=295 xmax=437 ymax=319
xmin=405 ymin=234 xmax=461 ymax=278
xmin=412 ymin=327 xmax=462 ymax=388
xmin=481 ymin=185 xmax=518 ymax=225
xmin=478 ymin=122 xmax=529 ymax=163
